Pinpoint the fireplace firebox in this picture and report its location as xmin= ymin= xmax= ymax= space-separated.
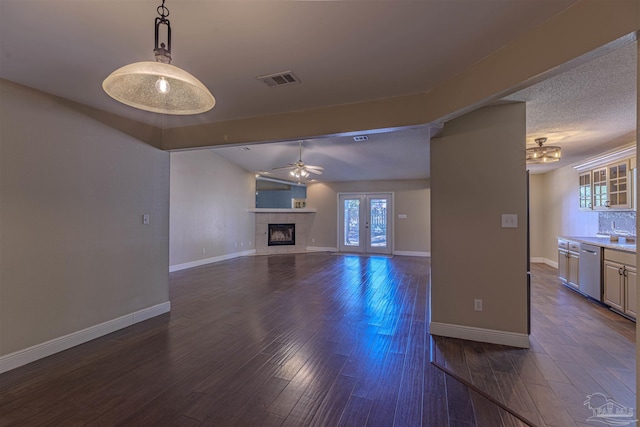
xmin=268 ymin=223 xmax=295 ymax=246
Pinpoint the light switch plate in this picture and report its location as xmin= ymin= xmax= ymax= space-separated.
xmin=142 ymin=214 xmax=150 ymax=225
xmin=501 ymin=214 xmax=517 ymax=228
xmin=398 ymin=214 xmax=408 ymax=219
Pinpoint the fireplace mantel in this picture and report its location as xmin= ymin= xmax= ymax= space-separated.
xmin=248 ymin=208 xmax=317 ymax=213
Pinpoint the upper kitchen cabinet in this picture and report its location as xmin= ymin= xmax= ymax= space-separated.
xmin=578 ymin=172 xmax=592 ymax=209
xmin=574 ymin=146 xmax=636 ymax=212
xmin=607 ymin=160 xmax=631 ymax=209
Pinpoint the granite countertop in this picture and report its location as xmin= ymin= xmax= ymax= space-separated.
xmin=559 ymin=236 xmax=636 ymax=254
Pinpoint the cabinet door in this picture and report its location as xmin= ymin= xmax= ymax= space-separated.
xmin=558 ymin=249 xmax=568 ymax=284
xmin=592 ymin=167 xmax=608 ymax=209
xmin=578 ymin=172 xmax=592 ymax=209
xmin=624 ymin=266 xmax=636 ymax=319
xmin=603 ymin=260 xmax=624 ymax=311
xmin=608 ymin=161 xmax=631 ymax=209
xmin=568 ymin=252 xmax=579 ymax=289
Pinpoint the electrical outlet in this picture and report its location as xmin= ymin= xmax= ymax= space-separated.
xmin=202 ymin=248 xmax=206 ymax=255
xmin=474 ymin=299 xmax=483 ymax=311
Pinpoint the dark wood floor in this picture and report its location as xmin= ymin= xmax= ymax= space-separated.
xmin=432 ymin=263 xmax=636 ymax=427
xmin=0 ymin=254 xmax=634 ymax=426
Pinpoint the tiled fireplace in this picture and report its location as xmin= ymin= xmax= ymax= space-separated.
xmin=254 ymin=211 xmax=313 ymax=254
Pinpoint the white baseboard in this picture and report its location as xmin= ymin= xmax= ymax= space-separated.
xmin=530 ymin=257 xmax=557 ymax=268
xmin=429 ymin=321 xmax=529 ymax=348
xmin=0 ymin=301 xmax=171 ymax=374
xmin=169 ymin=249 xmax=256 ymax=272
xmin=394 ymin=251 xmax=430 ymax=257
xmin=306 ymin=246 xmax=338 ymax=253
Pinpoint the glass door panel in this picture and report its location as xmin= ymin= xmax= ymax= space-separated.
xmin=367 ymin=196 xmax=390 ymax=254
xmin=344 ymin=198 xmax=361 ymax=249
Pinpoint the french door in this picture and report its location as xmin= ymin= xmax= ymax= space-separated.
xmin=338 ymin=193 xmax=392 ymax=254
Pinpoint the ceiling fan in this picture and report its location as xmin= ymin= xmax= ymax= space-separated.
xmin=272 ymin=142 xmax=324 ymax=180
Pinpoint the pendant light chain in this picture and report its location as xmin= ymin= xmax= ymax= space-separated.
xmin=154 ymin=0 xmax=172 ymax=64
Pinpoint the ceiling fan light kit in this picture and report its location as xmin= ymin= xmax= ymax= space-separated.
xmin=273 ymin=142 xmax=324 ymax=182
xmin=526 ymin=137 xmax=561 ymax=164
xmin=102 ymin=0 xmax=215 ymax=115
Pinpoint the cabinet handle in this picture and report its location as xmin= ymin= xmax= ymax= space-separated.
xmin=619 ymin=267 xmax=624 ymax=275
xmin=605 ymin=201 xmax=611 ymax=208
xmin=623 ymin=268 xmax=628 ymax=277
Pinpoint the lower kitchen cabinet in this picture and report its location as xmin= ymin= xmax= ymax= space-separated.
xmin=625 ymin=266 xmax=636 ymax=318
xmin=603 ymin=249 xmax=636 ymax=320
xmin=558 ymin=239 xmax=579 ymax=289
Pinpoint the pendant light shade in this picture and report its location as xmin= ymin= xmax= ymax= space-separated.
xmin=102 ymin=0 xmax=215 ymax=115
xmin=102 ymin=61 xmax=215 ymax=115
xmin=526 ymin=137 xmax=561 ymax=164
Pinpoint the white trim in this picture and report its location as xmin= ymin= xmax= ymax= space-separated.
xmin=395 ymin=251 xmax=430 ymax=257
xmin=530 ymin=257 xmax=557 ymax=268
xmin=248 ymin=208 xmax=316 ymax=213
xmin=429 ymin=321 xmax=529 ymax=348
xmin=306 ymin=246 xmax=338 ymax=253
xmin=573 ymin=144 xmax=635 ymax=172
xmin=0 ymin=302 xmax=171 ymax=374
xmin=169 ymin=249 xmax=256 ymax=272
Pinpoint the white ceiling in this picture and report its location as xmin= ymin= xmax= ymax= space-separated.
xmin=1 ymin=0 xmax=636 ymax=182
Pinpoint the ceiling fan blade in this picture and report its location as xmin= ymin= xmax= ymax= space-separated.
xmin=306 ymin=168 xmax=323 ymax=175
xmin=305 ymin=165 xmax=324 ymax=171
xmin=272 ymin=165 xmax=295 ymax=171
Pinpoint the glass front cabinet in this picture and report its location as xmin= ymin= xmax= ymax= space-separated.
xmin=576 ymin=152 xmax=635 ymax=211
xmin=578 ymin=172 xmax=592 ymax=210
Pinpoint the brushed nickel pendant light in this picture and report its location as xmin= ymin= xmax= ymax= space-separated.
xmin=526 ymin=137 xmax=561 ymax=164
xmin=102 ymin=0 xmax=215 ymax=115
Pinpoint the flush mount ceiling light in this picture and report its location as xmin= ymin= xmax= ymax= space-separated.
xmin=526 ymin=137 xmax=561 ymax=164
xmin=102 ymin=0 xmax=215 ymax=115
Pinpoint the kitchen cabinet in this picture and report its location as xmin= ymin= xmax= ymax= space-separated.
xmin=575 ymin=151 xmax=635 ymax=211
xmin=607 ymin=160 xmax=631 ymax=209
xmin=603 ymin=249 xmax=636 ymax=320
xmin=578 ymin=172 xmax=592 ymax=210
xmin=558 ymin=239 xmax=579 ymax=290
xmin=592 ymin=167 xmax=608 ymax=209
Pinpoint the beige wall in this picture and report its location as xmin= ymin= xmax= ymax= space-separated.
xmin=169 ymin=150 xmax=255 ymax=268
xmin=535 ymin=165 xmax=599 ymax=263
xmin=0 ymin=80 xmax=170 ymax=356
xmin=431 ymin=103 xmax=528 ymax=340
xmin=528 ymin=173 xmax=546 ymax=259
xmin=306 ymin=180 xmax=430 ymax=253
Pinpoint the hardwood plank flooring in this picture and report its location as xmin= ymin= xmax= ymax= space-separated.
xmin=1 ymin=255 xmax=634 ymax=426
xmin=432 ymin=262 xmax=636 ymax=427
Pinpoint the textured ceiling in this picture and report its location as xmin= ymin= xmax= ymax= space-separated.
xmin=505 ymin=41 xmax=637 ymax=174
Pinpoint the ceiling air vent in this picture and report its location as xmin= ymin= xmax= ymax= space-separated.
xmin=257 ymin=71 xmax=301 ymax=88
xmin=353 ymin=135 xmax=369 ymax=142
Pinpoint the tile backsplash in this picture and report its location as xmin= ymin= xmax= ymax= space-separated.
xmin=598 ymin=211 xmax=636 ymax=236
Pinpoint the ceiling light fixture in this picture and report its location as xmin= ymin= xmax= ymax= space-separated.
xmin=102 ymin=0 xmax=215 ymax=115
xmin=526 ymin=137 xmax=561 ymax=164
xmin=272 ymin=142 xmax=324 ymax=182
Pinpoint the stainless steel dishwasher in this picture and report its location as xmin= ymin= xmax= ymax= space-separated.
xmin=578 ymin=243 xmax=602 ymax=301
